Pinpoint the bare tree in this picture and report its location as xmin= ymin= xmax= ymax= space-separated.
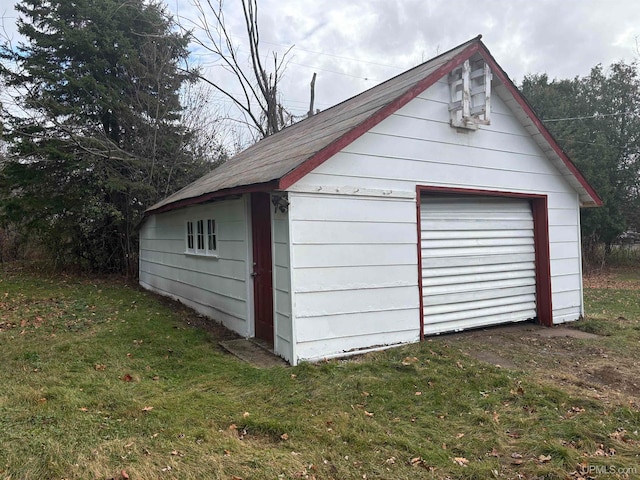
xmin=183 ymin=0 xmax=293 ymax=142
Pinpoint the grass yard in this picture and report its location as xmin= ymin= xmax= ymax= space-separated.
xmin=1 ymin=266 xmax=639 ymax=479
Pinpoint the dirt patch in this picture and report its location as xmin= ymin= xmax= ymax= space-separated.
xmin=584 ymin=364 xmax=640 ymax=396
xmin=439 ymin=322 xmax=640 ymax=407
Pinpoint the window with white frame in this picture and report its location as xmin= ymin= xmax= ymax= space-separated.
xmin=186 ymin=218 xmax=218 ymax=256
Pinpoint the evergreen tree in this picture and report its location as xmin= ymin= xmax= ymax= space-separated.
xmin=0 ymin=0 xmax=212 ymax=274
xmin=522 ymin=63 xmax=640 ymax=253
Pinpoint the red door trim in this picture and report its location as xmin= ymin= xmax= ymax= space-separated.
xmin=251 ymin=192 xmax=275 ymax=345
xmin=531 ymin=197 xmax=553 ymax=326
xmin=416 ymin=186 xmax=425 ymax=340
xmin=416 ymin=185 xmax=553 ymax=336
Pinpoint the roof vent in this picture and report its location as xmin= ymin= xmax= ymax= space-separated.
xmin=448 ymin=55 xmax=492 ymax=130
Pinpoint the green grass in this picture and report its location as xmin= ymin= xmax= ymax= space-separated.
xmin=578 ymin=269 xmax=640 ymax=349
xmin=1 ymin=268 xmax=639 ymax=479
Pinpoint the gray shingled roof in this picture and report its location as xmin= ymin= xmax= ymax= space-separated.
xmin=147 ymin=35 xmax=601 ymax=214
xmin=148 ymin=37 xmax=480 ymax=212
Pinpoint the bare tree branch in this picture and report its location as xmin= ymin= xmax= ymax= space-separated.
xmin=181 ymin=0 xmax=295 ymax=143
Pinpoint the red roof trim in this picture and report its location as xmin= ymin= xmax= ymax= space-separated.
xmin=278 ymin=43 xmax=482 ymax=190
xmin=476 ymin=44 xmax=602 ymax=206
xmin=145 ymin=180 xmax=279 ymax=216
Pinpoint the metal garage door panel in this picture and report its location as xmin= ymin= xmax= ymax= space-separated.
xmin=421 ymin=196 xmax=536 ymax=335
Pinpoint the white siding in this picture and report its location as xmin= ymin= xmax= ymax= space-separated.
xmin=290 ymin=78 xmax=583 ymax=358
xmin=271 ymin=196 xmax=293 ymax=363
xmin=139 ymin=197 xmax=252 ymax=336
xmin=289 ymin=192 xmax=421 ymax=363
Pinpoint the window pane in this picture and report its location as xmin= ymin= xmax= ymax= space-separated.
xmin=187 ymin=222 xmax=194 ymax=250
xmin=207 ymin=219 xmax=216 ymax=252
xmin=197 ymin=220 xmax=204 ymax=250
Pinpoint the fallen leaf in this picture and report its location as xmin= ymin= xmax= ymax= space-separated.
xmin=243 ymin=411 xmax=250 ymax=418
xmin=290 ymin=374 xmax=297 ymax=379
xmin=538 ymin=454 xmax=552 ymax=463
xmin=231 ymin=476 xmax=242 ymax=480
xmin=79 ymin=407 xmax=88 ymax=412
xmin=224 ymin=449 xmax=231 ymax=456
xmin=121 ymin=470 xmax=129 ymax=479
xmin=122 ymin=374 xmax=133 ymax=382
xmin=364 ymin=411 xmax=374 ymax=417
xmin=609 ymin=428 xmax=626 ymax=441
xmin=280 ymin=433 xmax=289 ymax=441
xmin=492 ymin=411 xmax=500 ymax=423
xmin=488 ymin=448 xmax=500 ymax=457
xmin=453 ymin=457 xmax=469 ymax=467
xmin=384 ymin=456 xmax=396 ymax=465
xmin=141 ymin=406 xmax=153 ymax=412
xmin=456 ymin=433 xmax=465 ymax=439
xmin=95 ymin=364 xmax=106 ymax=371
xmin=415 ymin=392 xmax=422 ymax=396
xmin=511 ymin=453 xmax=523 ymax=459
xmin=401 ymin=356 xmax=419 ymax=366
xmin=228 ymin=424 xmax=237 ymax=431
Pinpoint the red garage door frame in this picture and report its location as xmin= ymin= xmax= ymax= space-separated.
xmin=416 ymin=185 xmax=553 ymax=341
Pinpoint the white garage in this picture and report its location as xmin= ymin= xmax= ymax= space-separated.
xmin=140 ymin=36 xmax=601 ymax=365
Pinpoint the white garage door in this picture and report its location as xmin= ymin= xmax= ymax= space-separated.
xmin=421 ymin=195 xmax=537 ymax=335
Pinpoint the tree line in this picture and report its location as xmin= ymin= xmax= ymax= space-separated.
xmin=1 ymin=0 xmax=638 ymax=274
xmin=0 ymin=0 xmax=289 ymax=274
xmin=521 ymin=63 xmax=640 ymax=262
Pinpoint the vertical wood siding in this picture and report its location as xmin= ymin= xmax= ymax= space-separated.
xmin=271 ymin=197 xmax=293 ymax=362
xmin=289 ymin=79 xmax=584 ymax=360
xmin=288 ymin=192 xmax=421 ymax=362
xmin=139 ymin=197 xmax=251 ymax=336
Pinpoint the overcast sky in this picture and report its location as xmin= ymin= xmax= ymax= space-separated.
xmin=2 ymin=0 xmax=639 ymax=124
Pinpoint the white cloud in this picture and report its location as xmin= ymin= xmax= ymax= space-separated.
xmin=2 ymin=0 xmax=639 ymax=129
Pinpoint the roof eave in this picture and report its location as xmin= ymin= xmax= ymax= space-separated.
xmin=475 ymin=43 xmax=603 ymax=207
xmin=144 ymin=180 xmax=279 ymax=217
